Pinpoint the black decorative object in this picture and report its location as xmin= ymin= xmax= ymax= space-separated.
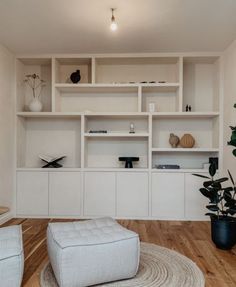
xmin=193 ymin=162 xmax=236 ymax=249
xmin=70 ymin=70 xmax=81 ymax=83
xmin=39 ymin=155 xmax=66 ymax=168
xmin=119 ymin=157 xmax=139 ymax=168
xmin=185 ymin=105 xmax=192 ymax=112
xmin=209 ymin=157 xmax=218 ymax=169
xmin=155 ymin=164 xmax=180 ymax=169
xmin=89 ymin=130 xmax=107 ymax=133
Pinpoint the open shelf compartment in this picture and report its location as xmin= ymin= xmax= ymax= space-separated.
xmin=152 ymin=117 xmax=219 ymax=149
xmin=141 ymin=85 xmax=180 ymax=112
xmin=84 ymin=137 xmax=148 ymax=168
xmin=17 ymin=117 xmax=81 ymax=168
xmin=95 ymin=56 xmax=180 ymax=84
xmin=55 ymin=57 xmax=92 ymax=84
xmin=183 ymin=56 xmax=220 ymax=112
xmin=84 ymin=114 xmax=149 ymax=135
xmin=55 ymin=86 xmax=139 ymax=112
xmin=152 ymin=150 xmax=219 ymax=170
xmin=16 ymin=58 xmax=52 ymax=112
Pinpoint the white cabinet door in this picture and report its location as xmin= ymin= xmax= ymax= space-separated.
xmin=185 ymin=173 xmax=209 ymax=220
xmin=84 ymin=172 xmax=116 ymax=216
xmin=17 ymin=171 xmax=48 ymax=216
xmin=49 ymin=172 xmax=81 ymax=216
xmin=151 ymin=173 xmax=185 ymax=219
xmin=116 ymin=172 xmax=149 ymax=217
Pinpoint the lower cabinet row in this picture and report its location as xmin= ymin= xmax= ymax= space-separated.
xmin=16 ymin=171 xmax=207 ymax=219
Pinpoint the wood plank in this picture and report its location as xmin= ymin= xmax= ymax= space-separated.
xmin=1 ymin=218 xmax=236 ymax=287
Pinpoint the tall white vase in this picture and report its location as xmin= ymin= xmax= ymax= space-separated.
xmin=29 ymin=98 xmax=43 ymax=112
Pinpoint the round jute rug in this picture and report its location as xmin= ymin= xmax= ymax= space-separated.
xmin=40 ymin=242 xmax=205 ymax=287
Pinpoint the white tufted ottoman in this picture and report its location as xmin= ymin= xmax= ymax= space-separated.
xmin=0 ymin=225 xmax=24 ymax=287
xmin=47 ymin=217 xmax=140 ymax=287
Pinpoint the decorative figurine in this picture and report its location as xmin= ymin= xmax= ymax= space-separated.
xmin=186 ymin=105 xmax=189 ymax=112
xmin=169 ymin=133 xmax=180 ymax=148
xmin=189 ymin=105 xmax=192 ymax=112
xmin=129 ymin=123 xmax=135 ymax=133
xmin=70 ymin=70 xmax=81 ymax=83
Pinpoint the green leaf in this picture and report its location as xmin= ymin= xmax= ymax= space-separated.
xmin=234 ymin=103 xmax=236 ymax=108
xmin=233 ymin=149 xmax=236 ymax=157
xmin=225 ymin=199 xmax=236 ymax=207
xmin=210 ymin=193 xmax=221 ymax=204
xmin=206 ymin=205 xmax=219 ymax=212
xmin=205 ymin=213 xmax=217 ymax=218
xmin=192 ymin=174 xmax=210 ymax=179
xmin=222 ymin=186 xmax=233 ymax=192
xmin=223 ymin=190 xmax=232 ymax=202
xmin=227 ymin=170 xmax=235 ymax=185
xmin=199 ymin=188 xmax=212 ymax=198
xmin=227 ymin=140 xmax=236 ymax=146
xmin=211 ymin=182 xmax=222 ymax=189
xmin=203 ymin=181 xmax=213 ymax=188
xmin=209 ymin=163 xmax=216 ymax=177
xmin=214 ymin=177 xmax=229 ymax=184
xmin=227 ymin=206 xmax=236 ymax=215
xmin=221 ymin=210 xmax=229 ymax=215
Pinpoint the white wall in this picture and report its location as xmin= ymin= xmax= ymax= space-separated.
xmin=223 ymin=40 xmax=236 ymax=178
xmin=0 ymin=44 xmax=14 ymax=211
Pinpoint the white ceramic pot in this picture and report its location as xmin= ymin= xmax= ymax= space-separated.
xmin=29 ymin=98 xmax=43 ymax=112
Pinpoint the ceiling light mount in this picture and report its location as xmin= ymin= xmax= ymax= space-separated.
xmin=110 ymin=8 xmax=118 ymax=31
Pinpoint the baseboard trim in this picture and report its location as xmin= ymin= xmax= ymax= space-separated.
xmin=0 ymin=212 xmax=13 ymax=225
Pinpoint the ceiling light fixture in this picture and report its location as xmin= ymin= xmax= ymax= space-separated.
xmin=110 ymin=8 xmax=118 ymax=31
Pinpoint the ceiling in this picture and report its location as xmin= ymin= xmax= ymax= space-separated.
xmin=0 ymin=0 xmax=236 ymax=54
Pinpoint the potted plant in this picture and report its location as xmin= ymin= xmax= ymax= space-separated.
xmin=193 ymin=165 xmax=236 ymax=249
xmin=193 ymin=104 xmax=236 ymax=250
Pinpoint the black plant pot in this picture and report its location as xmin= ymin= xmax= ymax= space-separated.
xmin=70 ymin=70 xmax=81 ymax=83
xmin=211 ymin=217 xmax=236 ymax=250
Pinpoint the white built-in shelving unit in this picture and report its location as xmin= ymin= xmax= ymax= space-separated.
xmin=15 ymin=53 xmax=223 ymax=220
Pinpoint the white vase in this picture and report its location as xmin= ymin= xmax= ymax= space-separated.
xmin=29 ymin=98 xmax=43 ymax=112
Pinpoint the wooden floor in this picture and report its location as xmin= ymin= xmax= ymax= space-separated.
xmin=2 ymin=218 xmax=236 ymax=287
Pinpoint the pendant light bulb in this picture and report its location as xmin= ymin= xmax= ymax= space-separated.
xmin=110 ymin=8 xmax=118 ymax=31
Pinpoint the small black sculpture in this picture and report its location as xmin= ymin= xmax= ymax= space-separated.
xmin=209 ymin=157 xmax=218 ymax=169
xmin=70 ymin=70 xmax=81 ymax=83
xmin=40 ymin=156 xmax=66 ymax=168
xmin=119 ymin=157 xmax=139 ymax=168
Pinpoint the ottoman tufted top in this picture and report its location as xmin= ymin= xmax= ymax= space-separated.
xmin=48 ymin=217 xmax=138 ymax=248
xmin=0 ymin=225 xmax=23 ymax=260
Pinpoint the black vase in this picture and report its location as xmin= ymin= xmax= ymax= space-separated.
xmin=211 ymin=217 xmax=236 ymax=250
xmin=70 ymin=70 xmax=81 ymax=83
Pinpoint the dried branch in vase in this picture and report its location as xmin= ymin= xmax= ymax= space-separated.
xmin=24 ymin=73 xmax=46 ymax=99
